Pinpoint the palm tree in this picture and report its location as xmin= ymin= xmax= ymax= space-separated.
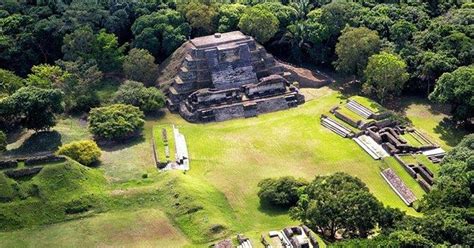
xmin=279 ymin=22 xmax=310 ymax=63
xmin=290 ymin=0 xmax=312 ymax=20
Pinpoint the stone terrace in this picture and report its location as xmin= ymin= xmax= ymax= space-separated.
xmin=165 ymin=31 xmax=305 ymax=122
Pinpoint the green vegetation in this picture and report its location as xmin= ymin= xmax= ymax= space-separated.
xmin=0 ymin=160 xmax=107 ymax=230
xmin=335 ymin=27 xmax=381 ymax=77
xmin=217 ymin=4 xmax=247 ymax=33
xmin=0 ymin=69 xmax=23 ymax=96
xmin=257 ymin=176 xmax=307 ymax=208
xmin=238 ymin=6 xmax=279 ymax=43
xmin=291 ymin=173 xmax=388 ymax=239
xmin=88 ymin=104 xmax=145 ymax=141
xmin=0 ymin=86 xmax=63 ymax=131
xmin=0 ymin=0 xmax=471 ymax=246
xmin=0 ymin=208 xmax=191 ymax=248
xmin=57 ymin=140 xmax=102 ymax=166
xmin=0 ymin=130 xmax=6 ymax=152
xmin=131 ymin=9 xmax=190 ymax=58
xmin=429 ymin=66 xmax=474 ymax=122
xmin=363 ymin=52 xmax=409 ymax=103
xmin=122 ymin=48 xmax=159 ymax=86
xmin=0 ymin=88 xmax=468 ymax=246
xmin=112 ymin=81 xmax=165 ymax=113
xmin=26 ymin=64 xmax=68 ymax=89
xmin=0 ymin=173 xmax=19 ymax=202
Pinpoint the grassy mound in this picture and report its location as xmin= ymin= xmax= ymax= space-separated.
xmin=108 ymin=172 xmax=236 ymax=244
xmin=0 ymin=160 xmax=106 ymax=231
xmin=163 ymin=173 xmax=236 ymax=243
xmin=27 ymin=159 xmax=105 ymax=201
xmin=0 ymin=173 xmax=20 ymax=202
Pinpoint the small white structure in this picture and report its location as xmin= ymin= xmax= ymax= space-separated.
xmin=173 ymin=125 xmax=189 ymax=171
xmin=162 ymin=125 xmax=190 ymax=171
xmin=422 ymin=147 xmax=445 ymax=157
xmin=353 ymin=135 xmax=389 ymax=160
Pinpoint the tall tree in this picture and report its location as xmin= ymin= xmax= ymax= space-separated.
xmin=429 ymin=66 xmax=474 ymax=122
xmin=2 ymin=86 xmax=63 ymax=131
xmin=112 ymin=80 xmax=165 ymax=113
xmin=363 ymin=52 xmax=409 ymax=103
xmin=290 ymin=173 xmax=384 ymax=239
xmin=131 ymin=9 xmax=191 ymax=58
xmin=238 ymin=7 xmax=279 ymax=44
xmin=178 ymin=1 xmax=219 ymax=36
xmin=335 ymin=27 xmax=381 ymax=77
xmin=56 ymin=59 xmax=103 ymax=113
xmin=217 ymin=4 xmax=247 ymax=33
xmin=26 ymin=64 xmax=69 ymax=89
xmin=0 ymin=69 xmax=24 ymax=97
xmin=414 ymin=51 xmax=458 ymax=95
xmin=217 ymin=3 xmax=247 ymax=32
xmin=123 ymin=48 xmax=159 ymax=86
xmin=255 ymin=2 xmax=298 ymax=28
xmin=62 ymin=27 xmax=125 ymax=72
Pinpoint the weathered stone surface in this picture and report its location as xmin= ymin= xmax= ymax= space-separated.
xmin=166 ymin=31 xmax=305 ymax=122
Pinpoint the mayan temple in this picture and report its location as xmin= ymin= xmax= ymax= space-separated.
xmin=163 ymin=31 xmax=305 ymax=122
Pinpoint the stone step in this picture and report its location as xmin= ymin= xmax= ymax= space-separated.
xmin=347 ymin=100 xmax=374 ymax=116
xmin=323 ymin=117 xmax=353 ymax=134
xmin=321 ymin=120 xmax=346 ymax=136
xmin=322 ymin=120 xmax=349 ymax=137
xmin=321 ymin=119 xmax=348 ymax=137
xmin=353 ymin=137 xmax=380 ymax=160
xmin=358 ymin=135 xmax=389 ymax=158
xmin=346 ymin=102 xmax=372 ymax=118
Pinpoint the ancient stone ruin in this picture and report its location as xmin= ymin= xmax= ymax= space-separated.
xmin=381 ymin=168 xmax=417 ymax=206
xmin=155 ymin=125 xmax=189 ymax=171
xmin=163 ymin=31 xmax=305 ymax=122
xmin=321 ymin=98 xmax=445 ymax=205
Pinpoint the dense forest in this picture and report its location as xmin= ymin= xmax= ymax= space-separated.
xmin=0 ymin=0 xmax=473 ymax=246
xmin=1 ymin=0 xmax=472 ymax=128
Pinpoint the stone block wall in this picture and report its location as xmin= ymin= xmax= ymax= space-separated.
xmin=256 ymin=97 xmax=289 ymax=114
xmin=214 ymin=104 xmax=245 ymax=122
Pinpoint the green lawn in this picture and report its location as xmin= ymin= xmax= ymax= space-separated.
xmin=0 ymin=87 xmax=463 ymax=247
xmin=415 ymin=154 xmax=439 ymax=177
xmin=401 ymin=132 xmax=424 ymax=147
xmin=336 ymin=105 xmax=367 ymax=123
xmin=402 ymin=98 xmax=468 ymax=150
xmin=350 ymin=95 xmax=384 ymax=113
xmin=0 ymin=208 xmax=191 ymax=248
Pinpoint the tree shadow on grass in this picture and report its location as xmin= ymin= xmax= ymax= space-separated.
xmin=385 ymin=96 xmax=450 ymax=116
xmin=5 ymin=131 xmax=62 ymax=157
xmin=433 ymin=118 xmax=469 ymax=147
xmin=257 ymin=200 xmax=290 ymax=217
xmin=97 ymin=135 xmax=146 ymax=152
xmin=145 ymin=110 xmax=166 ymax=120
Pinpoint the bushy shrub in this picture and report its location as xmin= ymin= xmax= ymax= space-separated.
xmin=112 ymin=80 xmax=165 ymax=113
xmin=0 ymin=172 xmax=19 ymax=202
xmin=0 ymin=130 xmax=6 ymax=152
xmin=88 ymin=104 xmax=145 ymax=141
xmin=257 ymin=176 xmax=307 ymax=208
xmin=57 ymin=140 xmax=101 ymax=166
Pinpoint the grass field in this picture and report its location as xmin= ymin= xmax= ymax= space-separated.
xmin=0 ymin=87 xmax=463 ymax=247
xmin=0 ymin=208 xmax=191 ymax=248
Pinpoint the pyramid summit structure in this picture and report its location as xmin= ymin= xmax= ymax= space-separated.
xmin=163 ymin=31 xmax=305 ymax=122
